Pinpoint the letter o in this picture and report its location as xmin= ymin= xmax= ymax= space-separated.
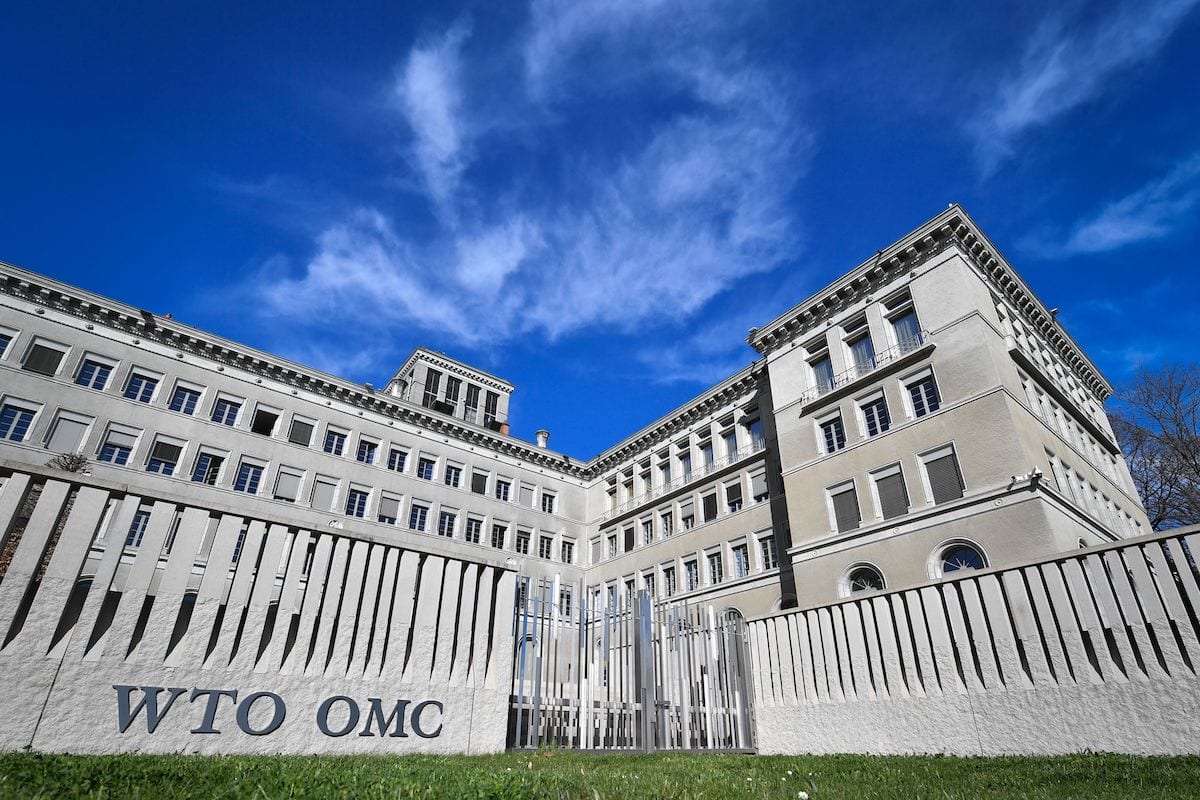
xmin=236 ymin=691 xmax=286 ymax=736
xmin=316 ymin=696 xmax=360 ymax=737
xmin=410 ymin=700 xmax=444 ymax=738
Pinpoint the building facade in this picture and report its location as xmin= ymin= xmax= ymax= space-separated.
xmin=0 ymin=205 xmax=1148 ymax=628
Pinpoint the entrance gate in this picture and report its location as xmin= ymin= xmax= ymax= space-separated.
xmin=508 ymin=577 xmax=755 ymax=751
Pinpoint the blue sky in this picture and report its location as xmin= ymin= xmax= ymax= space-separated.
xmin=2 ymin=1 xmax=1198 ymax=457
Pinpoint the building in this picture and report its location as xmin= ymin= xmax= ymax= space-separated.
xmin=0 ymin=205 xmax=1148 ymax=624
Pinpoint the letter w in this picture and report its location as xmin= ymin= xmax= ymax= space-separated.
xmin=113 ymin=685 xmax=188 ymax=733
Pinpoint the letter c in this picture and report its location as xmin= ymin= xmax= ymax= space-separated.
xmin=410 ymin=700 xmax=443 ymax=738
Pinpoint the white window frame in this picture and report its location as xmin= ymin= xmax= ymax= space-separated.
xmin=0 ymin=396 xmax=43 ymax=442
xmin=868 ymin=462 xmax=906 ymax=521
xmin=0 ymin=326 xmax=18 ymax=360
xmin=73 ymin=351 xmax=118 ymax=390
xmin=168 ymin=379 xmax=206 ymax=415
xmin=856 ymin=389 xmax=889 ymax=439
xmin=825 ymin=478 xmax=859 ymax=534
xmin=210 ymin=391 xmax=245 ymax=426
xmin=899 ymin=365 xmax=935 ymax=419
xmin=146 ymin=434 xmax=187 ymax=475
xmin=22 ymin=337 xmax=70 ymax=377
xmin=249 ymin=402 xmax=283 ymax=437
xmin=917 ymin=442 xmax=962 ymax=506
xmin=815 ymin=408 xmax=845 ymax=454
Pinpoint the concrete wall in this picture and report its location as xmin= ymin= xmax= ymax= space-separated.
xmin=0 ymin=462 xmax=515 ymax=755
xmin=747 ymin=525 xmax=1200 ymax=755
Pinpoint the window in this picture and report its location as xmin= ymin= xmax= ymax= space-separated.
xmin=126 ymin=509 xmax=151 ymax=548
xmin=847 ymin=564 xmax=886 ymax=594
xmin=273 ymin=467 xmax=302 ymax=501
xmin=444 ymin=376 xmax=461 ymax=408
xmin=663 ymin=566 xmax=677 ymax=597
xmin=464 ymin=384 xmax=480 ymax=423
xmin=725 ymin=481 xmax=743 ymax=513
xmin=444 ymin=464 xmax=462 ymax=488
xmin=829 ymin=482 xmax=861 ymax=532
xmin=519 ymin=483 xmax=535 ymax=507
xmin=700 ymin=441 xmax=714 ymax=469
xmin=97 ymin=427 xmax=137 ymax=464
xmin=250 ymin=407 xmax=279 ymax=436
xmin=848 ymin=334 xmax=876 ymax=376
xmin=0 ymin=402 xmax=35 ymax=442
xmin=538 ymin=536 xmax=553 ymax=559
xmin=75 ymin=358 xmax=112 ymax=390
xmin=643 ymin=571 xmax=656 ymax=598
xmin=45 ymin=413 xmax=90 ymax=453
xmin=377 ymin=496 xmax=400 ymax=525
xmin=679 ymin=452 xmax=692 ymax=479
xmin=409 ymin=503 xmax=429 ymax=532
xmin=723 ymin=429 xmax=738 ymax=459
xmin=146 ymin=439 xmax=183 ymax=476
xmin=231 ymin=525 xmax=249 ymax=564
xmin=22 ymin=341 xmax=66 ymax=376
xmin=707 ymin=551 xmax=723 ymax=585
xmin=659 ymin=459 xmax=672 ymax=485
xmin=345 ymin=487 xmax=369 ymax=518
xmin=760 ymin=535 xmax=778 ymax=570
xmin=417 ymin=457 xmax=436 ymax=480
xmin=491 ymin=524 xmax=506 ymax=549
xmin=437 ymin=510 xmax=456 ymax=537
xmin=751 ymin=471 xmax=769 ymax=503
xmin=356 ymin=439 xmax=377 ymax=464
xmin=872 ymin=465 xmax=909 ymax=520
xmin=861 ymin=396 xmax=891 ymax=437
xmin=680 ymin=500 xmax=695 ymax=530
xmin=124 ymin=372 xmax=159 ymax=403
xmin=387 ymin=448 xmax=407 ymax=472
xmin=684 ymin=560 xmax=699 ymax=592
xmin=702 ymin=493 xmax=718 ymax=522
xmin=908 ymin=375 xmax=941 ymax=417
xmin=541 ymin=492 xmax=556 ymax=514
xmin=470 ymin=471 xmax=488 ymax=494
xmin=323 ymin=429 xmax=346 ymax=456
xmin=287 ymin=417 xmax=314 ymax=446
xmin=211 ymin=397 xmax=241 ymax=426
xmin=169 ymin=385 xmax=201 ymax=415
xmin=311 ymin=477 xmax=337 ymax=511
xmin=607 ymin=534 xmax=617 ymax=558
xmin=923 ymin=446 xmax=965 ymax=504
xmin=0 ymin=329 xmax=12 ymax=359
xmin=660 ymin=510 xmax=673 ymax=537
xmin=561 ymin=540 xmax=574 ymax=563
xmin=891 ymin=308 xmax=922 ymax=350
xmin=623 ymin=526 xmax=635 ymax=552
xmin=495 ymin=479 xmax=511 ymax=501
xmin=233 ymin=461 xmax=263 ymax=494
xmin=641 ymin=519 xmax=653 ymax=545
xmin=560 ymin=588 xmax=572 ymax=615
xmin=483 ymin=391 xmax=499 ymax=427
xmin=820 ymin=416 xmax=846 ymax=454
xmin=464 ymin=517 xmax=482 ymax=544
xmin=937 ymin=542 xmax=986 ymax=575
xmin=812 ymin=355 xmax=834 ymax=393
xmin=732 ymin=544 xmax=750 ymax=578
xmin=515 ymin=530 xmax=530 ymax=555
xmin=422 ymin=369 xmax=441 ymax=408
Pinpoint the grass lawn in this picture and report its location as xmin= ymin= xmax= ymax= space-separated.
xmin=2 ymin=751 xmax=1199 ymax=799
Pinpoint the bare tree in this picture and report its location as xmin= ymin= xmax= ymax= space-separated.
xmin=46 ymin=452 xmax=90 ymax=473
xmin=1110 ymin=363 xmax=1200 ymax=530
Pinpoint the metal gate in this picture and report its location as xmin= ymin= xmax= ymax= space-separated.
xmin=508 ymin=577 xmax=755 ymax=751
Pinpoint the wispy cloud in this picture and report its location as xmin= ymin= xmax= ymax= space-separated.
xmin=249 ymin=0 xmax=809 ymax=373
xmin=969 ymin=0 xmax=1198 ymax=173
xmin=1024 ymin=150 xmax=1200 ymax=256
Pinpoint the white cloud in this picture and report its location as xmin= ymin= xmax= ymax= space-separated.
xmin=1047 ymin=151 xmax=1200 ymax=255
xmin=970 ymin=0 xmax=1197 ymax=172
xmin=249 ymin=0 xmax=809 ymax=371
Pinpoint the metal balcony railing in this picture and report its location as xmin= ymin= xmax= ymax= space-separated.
xmin=597 ymin=437 xmax=767 ymax=523
xmin=800 ymin=330 xmax=930 ymax=405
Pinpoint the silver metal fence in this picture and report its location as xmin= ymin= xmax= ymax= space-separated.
xmin=509 ymin=576 xmax=755 ymax=751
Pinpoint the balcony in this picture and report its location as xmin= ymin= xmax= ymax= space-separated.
xmin=597 ymin=437 xmax=767 ymax=523
xmin=799 ymin=331 xmax=934 ymax=410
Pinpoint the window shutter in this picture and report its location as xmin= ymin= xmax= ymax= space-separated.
xmin=750 ymin=472 xmax=768 ymax=499
xmin=311 ymin=480 xmax=336 ymax=511
xmin=832 ymin=488 xmax=860 ymax=532
xmin=288 ymin=420 xmax=313 ymax=445
xmin=702 ymin=493 xmax=718 ymax=521
xmin=471 ymin=472 xmax=488 ymax=494
xmin=680 ymin=500 xmax=694 ymax=519
xmin=378 ymin=496 xmax=400 ymax=519
xmin=274 ymin=470 xmax=302 ymax=502
xmin=46 ymin=418 xmax=88 ymax=452
xmin=151 ymin=441 xmax=183 ymax=463
xmin=23 ymin=344 xmax=63 ymax=376
xmin=725 ymin=482 xmax=742 ymax=505
xmin=591 ymin=539 xmax=601 ymax=563
xmin=876 ymin=472 xmax=909 ymax=519
xmin=623 ymin=527 xmax=634 ymax=552
xmin=106 ymin=429 xmax=138 ymax=449
xmin=519 ymin=485 xmax=534 ymax=507
xmin=927 ymin=454 xmax=964 ymax=503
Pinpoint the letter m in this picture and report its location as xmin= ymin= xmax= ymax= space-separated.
xmin=113 ymin=685 xmax=187 ymax=734
xmin=358 ymin=698 xmax=410 ymax=738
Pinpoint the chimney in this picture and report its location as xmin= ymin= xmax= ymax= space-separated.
xmin=535 ymin=429 xmax=550 ymax=449
xmin=499 ymin=422 xmax=511 ymax=436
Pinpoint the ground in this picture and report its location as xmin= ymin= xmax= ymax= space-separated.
xmin=2 ymin=751 xmax=1199 ymax=798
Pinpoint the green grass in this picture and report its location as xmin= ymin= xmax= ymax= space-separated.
xmin=2 ymin=751 xmax=1199 ymax=799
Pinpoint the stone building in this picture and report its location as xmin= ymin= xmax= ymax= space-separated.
xmin=0 ymin=204 xmax=1148 ymax=625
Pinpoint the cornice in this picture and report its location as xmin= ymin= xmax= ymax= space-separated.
xmin=0 ymin=265 xmax=587 ymax=478
xmin=746 ymin=205 xmax=1112 ymax=402
xmin=393 ymin=347 xmax=514 ymax=394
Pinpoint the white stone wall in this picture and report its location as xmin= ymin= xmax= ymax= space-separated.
xmin=748 ymin=526 xmax=1200 ymax=756
xmin=0 ymin=464 xmax=515 ymax=755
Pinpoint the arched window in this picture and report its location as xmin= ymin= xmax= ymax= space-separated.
xmin=847 ymin=564 xmax=886 ymax=594
xmin=937 ymin=542 xmax=987 ymax=575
